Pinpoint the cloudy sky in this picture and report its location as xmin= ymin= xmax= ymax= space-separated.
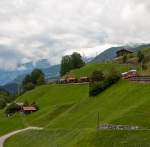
xmin=0 ymin=0 xmax=150 ymax=69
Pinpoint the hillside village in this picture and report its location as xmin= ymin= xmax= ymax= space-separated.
xmin=1 ymin=47 xmax=150 ymax=147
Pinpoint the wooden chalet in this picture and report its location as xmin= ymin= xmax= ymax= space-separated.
xmin=59 ymin=73 xmax=78 ymax=83
xmin=116 ymin=49 xmax=133 ymax=57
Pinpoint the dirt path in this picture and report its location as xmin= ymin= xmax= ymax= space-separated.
xmin=0 ymin=127 xmax=43 ymax=147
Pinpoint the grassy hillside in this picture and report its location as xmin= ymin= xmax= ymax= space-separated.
xmin=0 ymin=84 xmax=88 ymax=136
xmin=4 ymin=80 xmax=150 ymax=147
xmin=69 ymin=63 xmax=130 ymax=78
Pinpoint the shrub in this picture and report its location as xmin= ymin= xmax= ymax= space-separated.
xmin=22 ymin=69 xmax=45 ymax=92
xmin=5 ymin=103 xmax=21 ymax=115
xmin=24 ymin=82 xmax=35 ymax=91
xmin=31 ymin=101 xmax=39 ymax=110
xmin=89 ymin=81 xmax=105 ymax=96
xmin=90 ymin=70 xmax=104 ymax=82
xmin=31 ymin=69 xmax=45 ymax=85
xmin=23 ymin=100 xmax=29 ymax=106
xmin=89 ymin=70 xmax=120 ymax=97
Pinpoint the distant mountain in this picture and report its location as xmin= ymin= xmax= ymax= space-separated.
xmin=13 ymin=64 xmax=60 ymax=84
xmin=0 ymin=59 xmax=60 ymax=86
xmin=90 ymin=44 xmax=150 ymax=63
xmin=0 ymin=64 xmax=60 ymax=94
xmin=83 ymin=57 xmax=94 ymax=63
xmin=18 ymin=59 xmax=51 ymax=70
xmin=2 ymin=83 xmax=20 ymax=95
xmin=35 ymin=59 xmax=51 ymax=69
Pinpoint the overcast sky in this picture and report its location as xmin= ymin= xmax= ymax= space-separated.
xmin=0 ymin=0 xmax=150 ymax=69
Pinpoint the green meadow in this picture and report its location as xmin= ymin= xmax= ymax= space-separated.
xmin=2 ymin=80 xmax=150 ymax=147
xmin=0 ymin=63 xmax=150 ymax=146
xmin=69 ymin=63 xmax=131 ymax=78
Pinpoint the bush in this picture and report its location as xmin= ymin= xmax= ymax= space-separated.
xmin=5 ymin=103 xmax=21 ymax=115
xmin=31 ymin=101 xmax=39 ymax=110
xmin=22 ymin=69 xmax=45 ymax=92
xmin=89 ymin=70 xmax=120 ymax=96
xmin=106 ymin=74 xmax=120 ymax=85
xmin=89 ymin=81 xmax=106 ymax=96
xmin=24 ymin=82 xmax=35 ymax=91
xmin=31 ymin=69 xmax=45 ymax=85
xmin=0 ymin=90 xmax=16 ymax=109
xmin=90 ymin=70 xmax=104 ymax=82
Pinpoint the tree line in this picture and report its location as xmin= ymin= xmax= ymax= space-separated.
xmin=22 ymin=69 xmax=45 ymax=91
xmin=60 ymin=52 xmax=85 ymax=76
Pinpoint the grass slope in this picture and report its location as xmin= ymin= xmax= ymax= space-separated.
xmin=4 ymin=80 xmax=150 ymax=147
xmin=0 ymin=84 xmax=88 ymax=135
xmin=69 ymin=63 xmax=130 ymax=78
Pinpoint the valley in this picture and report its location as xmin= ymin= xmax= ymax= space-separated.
xmin=1 ymin=47 xmax=150 ymax=147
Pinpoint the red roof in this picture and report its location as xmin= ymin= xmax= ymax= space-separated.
xmin=23 ymin=106 xmax=37 ymax=111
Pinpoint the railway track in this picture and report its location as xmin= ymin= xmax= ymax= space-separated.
xmin=129 ymin=76 xmax=150 ymax=83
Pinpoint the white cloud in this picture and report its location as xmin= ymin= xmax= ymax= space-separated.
xmin=0 ymin=0 xmax=149 ymax=69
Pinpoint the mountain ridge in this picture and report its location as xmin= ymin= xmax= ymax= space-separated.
xmin=90 ymin=44 xmax=150 ymax=63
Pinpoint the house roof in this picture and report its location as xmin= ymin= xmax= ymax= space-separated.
xmin=129 ymin=70 xmax=137 ymax=72
xmin=117 ymin=48 xmax=133 ymax=53
xmin=121 ymin=72 xmax=128 ymax=75
xmin=23 ymin=106 xmax=37 ymax=111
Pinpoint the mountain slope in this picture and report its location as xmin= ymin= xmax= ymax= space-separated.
xmin=0 ymin=60 xmax=60 ymax=86
xmin=3 ymin=80 xmax=150 ymax=147
xmin=91 ymin=44 xmax=150 ymax=63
